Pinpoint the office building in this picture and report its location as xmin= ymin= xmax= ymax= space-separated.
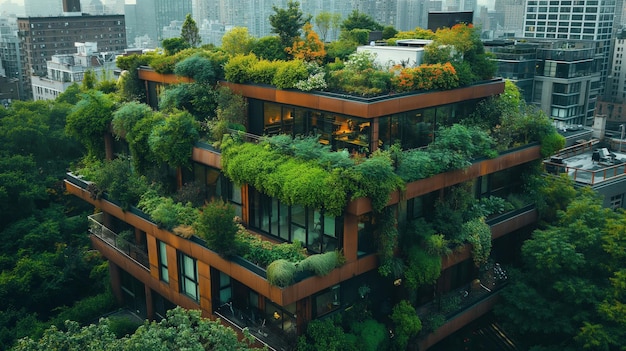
xmin=31 ymin=42 xmax=119 ymax=101
xmin=17 ymin=12 xmax=126 ymax=98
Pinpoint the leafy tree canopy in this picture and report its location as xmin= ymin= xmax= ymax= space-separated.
xmin=13 ymin=307 xmax=262 ymax=351
xmin=65 ymin=90 xmax=115 ymax=159
xmin=251 ymin=36 xmax=288 ymax=61
xmin=181 ymin=13 xmax=201 ymax=48
xmin=314 ymin=11 xmax=342 ymax=42
xmin=162 ymin=37 xmax=190 ymax=55
xmin=269 ymin=0 xmax=311 ymax=49
xmin=495 ymin=181 xmax=626 ymax=350
xmin=340 ymin=10 xmax=383 ymax=32
xmin=221 ymin=27 xmax=256 ymax=57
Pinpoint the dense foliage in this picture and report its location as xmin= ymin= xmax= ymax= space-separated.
xmin=13 ymin=307 xmax=262 ymax=351
xmin=0 ymin=98 xmax=113 ymax=349
xmin=221 ymin=134 xmax=404 ymax=216
xmin=496 ymin=179 xmax=626 ymax=350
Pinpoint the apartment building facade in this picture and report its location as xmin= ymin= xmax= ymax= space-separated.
xmin=65 ymin=69 xmax=542 ymax=350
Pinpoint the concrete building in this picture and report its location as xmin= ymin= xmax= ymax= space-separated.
xmin=31 ymin=42 xmax=118 ymax=101
xmin=17 ymin=12 xmax=126 ymax=98
xmin=522 ymin=0 xmax=616 ymax=98
xmin=484 ymin=40 xmax=538 ymax=103
xmin=0 ymin=15 xmax=23 ymax=100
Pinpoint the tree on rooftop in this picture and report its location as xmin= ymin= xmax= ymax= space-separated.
xmin=269 ymin=0 xmax=311 ymax=51
xmin=148 ymin=110 xmax=199 ymax=169
xmin=286 ymin=23 xmax=326 ymax=63
xmin=161 ymin=37 xmax=190 ymax=55
xmin=65 ymin=90 xmax=115 ymax=159
xmin=221 ymin=27 xmax=256 ymax=57
xmin=251 ymin=36 xmax=287 ymax=61
xmin=314 ymin=11 xmax=341 ymax=42
xmin=340 ymin=10 xmax=383 ymax=32
xmin=181 ymin=13 xmax=201 ymax=48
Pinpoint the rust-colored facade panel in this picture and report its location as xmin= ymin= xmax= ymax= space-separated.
xmin=418 ymin=293 xmax=501 ymax=350
xmin=138 ymin=69 xmax=193 ymax=84
xmin=192 ymin=146 xmax=222 ymax=169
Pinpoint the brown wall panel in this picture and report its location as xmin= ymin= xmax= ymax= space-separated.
xmin=192 ymin=146 xmax=222 ymax=168
xmin=418 ymin=293 xmax=501 ymax=350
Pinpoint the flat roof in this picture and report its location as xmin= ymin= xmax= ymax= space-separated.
xmin=545 ymin=140 xmax=626 ymax=185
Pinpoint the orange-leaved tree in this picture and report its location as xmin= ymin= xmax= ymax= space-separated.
xmin=286 ymin=23 xmax=326 ymax=63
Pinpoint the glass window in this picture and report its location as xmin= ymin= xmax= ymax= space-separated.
xmin=314 ymin=285 xmax=341 ymax=317
xmin=178 ymin=252 xmax=198 ymax=301
xmin=158 ymin=241 xmax=169 ymax=283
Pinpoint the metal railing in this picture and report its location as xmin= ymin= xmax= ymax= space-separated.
xmin=544 ymin=160 xmax=626 ymax=185
xmin=88 ymin=213 xmax=149 ymax=269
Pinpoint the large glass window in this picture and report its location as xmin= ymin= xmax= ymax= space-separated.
xmin=178 ymin=252 xmax=198 ymax=301
xmin=314 ymin=285 xmax=341 ymax=317
xmin=158 ymin=240 xmax=169 ymax=283
xmin=249 ymin=188 xmax=341 ymax=253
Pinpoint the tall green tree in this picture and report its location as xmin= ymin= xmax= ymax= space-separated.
xmin=340 ymin=10 xmax=383 ymax=32
xmin=181 ymin=13 xmax=201 ymax=48
xmin=65 ymin=90 xmax=115 ymax=159
xmin=269 ymin=0 xmax=311 ymax=50
xmin=314 ymin=11 xmax=341 ymax=42
xmin=221 ymin=27 xmax=255 ymax=56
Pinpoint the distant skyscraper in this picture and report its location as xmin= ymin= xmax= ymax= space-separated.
xmin=397 ymin=0 xmax=442 ymax=31
xmin=494 ymin=0 xmax=524 ymax=36
xmin=24 ymin=0 xmax=63 ymax=17
xmin=128 ymin=0 xmax=192 ymax=44
xmin=192 ymin=0 xmax=219 ymax=24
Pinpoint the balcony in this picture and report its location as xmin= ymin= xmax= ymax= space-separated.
xmin=88 ymin=212 xmax=149 ymax=269
xmin=416 ymin=262 xmax=509 ymax=350
xmin=215 ymin=303 xmax=295 ymax=351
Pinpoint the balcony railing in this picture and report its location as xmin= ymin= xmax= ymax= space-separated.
xmin=88 ymin=213 xmax=149 ymax=269
xmin=417 ymin=261 xmax=509 ymax=334
xmin=545 ymin=160 xmax=626 ymax=185
xmin=215 ymin=303 xmax=295 ymax=351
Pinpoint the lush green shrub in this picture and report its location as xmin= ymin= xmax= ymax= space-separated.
xmin=267 ymin=259 xmax=297 ymax=287
xmin=298 ymin=251 xmax=344 ymax=276
xmin=350 ymin=319 xmax=388 ymax=351
xmin=224 ymin=53 xmax=258 ymax=83
xmin=390 ymin=300 xmax=422 ymax=350
xmin=51 ymin=291 xmax=116 ymax=326
xmin=248 ymin=59 xmax=281 ymax=85
xmin=111 ymin=102 xmax=153 ymax=139
xmin=148 ymin=110 xmax=199 ymax=168
xmin=65 ymin=90 xmax=115 ymax=159
xmin=439 ymin=294 xmax=461 ymax=314
xmin=195 ymin=199 xmax=238 ymax=256
xmin=272 ymin=59 xmax=309 ymax=89
xmin=150 ymin=198 xmax=199 ymax=231
xmin=236 ymin=230 xmax=305 ymax=267
xmin=107 ymin=316 xmax=142 ymax=338
xmin=375 ymin=207 xmax=399 ymax=277
xmin=126 ymin=112 xmax=163 ymax=174
xmin=149 ymin=48 xmax=199 ymax=74
xmin=424 ymin=234 xmax=452 ymax=257
xmin=540 ymin=131 xmax=566 ymax=157
xmin=347 ymin=152 xmax=404 ymax=212
xmin=174 ymin=54 xmax=217 ymax=85
xmin=297 ymin=318 xmax=358 ymax=351
xmin=424 ymin=313 xmax=446 ymax=332
xmin=403 ymin=247 xmax=442 ymax=290
xmin=91 ymin=157 xmax=149 ymax=210
xmin=475 ymin=195 xmax=514 ymax=217
xmin=463 ymin=217 xmax=492 ymax=266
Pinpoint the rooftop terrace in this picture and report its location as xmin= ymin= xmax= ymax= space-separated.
xmin=545 ymin=140 xmax=626 ymax=185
